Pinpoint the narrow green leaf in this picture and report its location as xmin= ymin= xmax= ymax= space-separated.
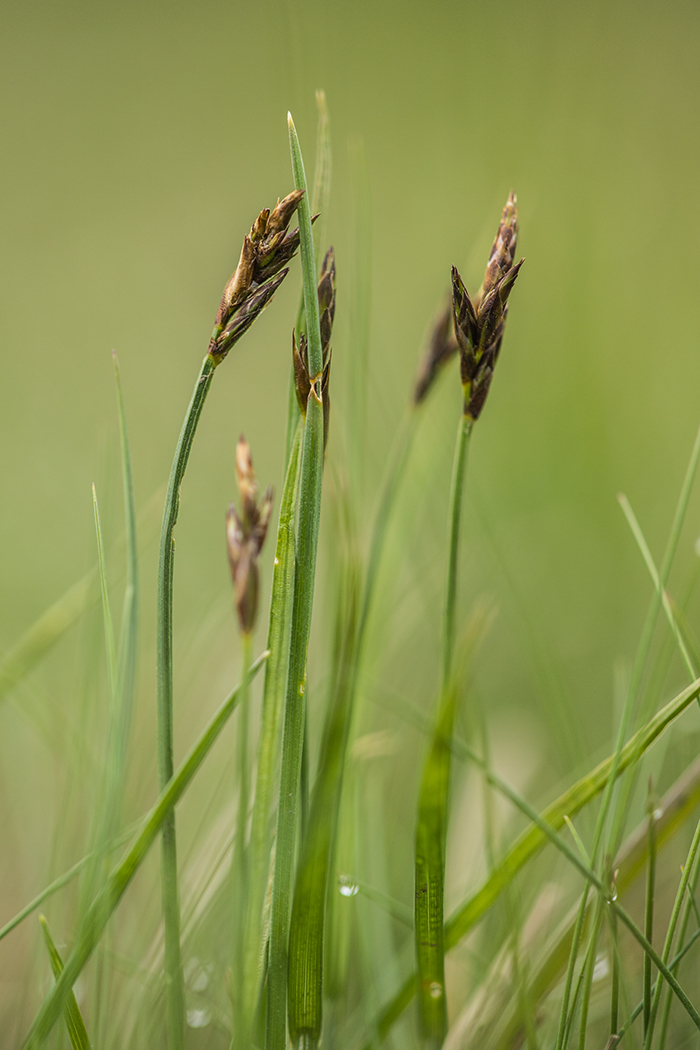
xmin=20 ymin=651 xmax=268 ymax=1048
xmin=285 ymin=92 xmax=332 ymax=467
xmin=288 ymin=562 xmax=360 ymax=1049
xmin=113 ymin=350 xmax=139 ymax=796
xmin=91 ymin=483 xmax=117 ymax=700
xmin=240 ymin=422 xmax=303 ymax=1042
xmin=39 ymin=915 xmax=93 ymax=1050
xmin=266 ymin=114 xmax=325 ymax=1050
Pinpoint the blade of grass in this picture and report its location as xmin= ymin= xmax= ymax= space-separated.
xmin=656 ymin=859 xmax=700 ymax=1050
xmin=266 ymin=113 xmax=326 ymax=1050
xmin=240 ymin=421 xmax=303 ymax=1043
xmin=287 ymin=559 xmax=360 ymax=1050
xmin=643 ymin=812 xmax=700 ymax=1047
xmin=20 ymin=650 xmax=268 ymax=1049
xmin=359 ymin=673 xmax=700 ymax=1049
xmin=91 ymin=484 xmax=117 ymax=699
xmin=285 ymin=91 xmax=332 ymax=467
xmin=643 ymin=798 xmax=658 ymax=1036
xmin=39 ymin=915 xmax=93 ymax=1050
xmin=112 ymin=350 xmax=139 ymax=805
xmin=618 ymin=493 xmax=696 ymax=678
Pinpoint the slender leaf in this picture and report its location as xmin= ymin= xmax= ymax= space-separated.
xmin=39 ymin=916 xmax=93 ymax=1050
xmin=266 ymin=114 xmax=326 ymax=1050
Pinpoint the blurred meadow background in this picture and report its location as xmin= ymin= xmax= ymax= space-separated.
xmin=3 ymin=0 xmax=700 ymax=1045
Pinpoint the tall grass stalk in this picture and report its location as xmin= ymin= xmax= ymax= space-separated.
xmin=156 ymin=352 xmax=216 ymax=1050
xmin=20 ymin=651 xmax=268 ymax=1048
xmin=239 ymin=423 xmax=303 ymax=1042
xmin=266 ymin=114 xmax=325 ymax=1050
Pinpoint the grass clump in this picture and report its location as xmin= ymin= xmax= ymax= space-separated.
xmin=6 ymin=94 xmax=700 ymax=1050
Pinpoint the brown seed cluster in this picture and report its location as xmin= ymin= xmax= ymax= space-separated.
xmin=452 ymin=192 xmax=523 ymax=420
xmin=226 ymin=438 xmax=273 ymax=635
xmin=413 ymin=192 xmax=523 ymax=416
xmin=209 ymin=191 xmax=305 ymax=366
xmin=293 ymin=247 xmax=335 ymax=449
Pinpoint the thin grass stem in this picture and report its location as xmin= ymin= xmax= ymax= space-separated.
xmin=240 ymin=422 xmax=303 ymax=1041
xmin=39 ymin=915 xmax=92 ymax=1050
xmin=156 ymin=352 xmax=216 ymax=1050
xmin=266 ymin=114 xmax=325 ymax=1050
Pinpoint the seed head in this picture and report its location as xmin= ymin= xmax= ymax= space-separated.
xmin=292 ymin=248 xmax=335 ymax=449
xmin=226 ymin=436 xmax=273 ymax=635
xmin=209 ymin=190 xmax=305 ymax=366
xmin=452 ymin=191 xmax=523 ymax=420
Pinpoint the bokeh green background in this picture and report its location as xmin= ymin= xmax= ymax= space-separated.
xmin=2 ymin=0 xmax=700 ymax=1039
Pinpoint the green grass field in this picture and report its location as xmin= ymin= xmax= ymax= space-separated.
xmin=2 ymin=2 xmax=700 ymax=1047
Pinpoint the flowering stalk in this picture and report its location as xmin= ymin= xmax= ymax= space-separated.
xmin=415 ymin=194 xmax=523 ymax=1049
xmin=156 ymin=193 xmax=301 ymax=1050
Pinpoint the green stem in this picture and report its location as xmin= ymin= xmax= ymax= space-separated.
xmin=231 ymin=630 xmax=253 ymax=1041
xmin=441 ymin=413 xmax=472 ymax=693
xmin=21 ymin=651 xmax=268 ymax=1049
xmin=240 ymin=423 xmax=302 ymax=1041
xmin=643 ymin=812 xmax=700 ymax=1048
xmin=266 ymin=114 xmax=325 ymax=1050
xmin=156 ymin=351 xmax=216 ymax=1050
xmin=643 ymin=806 xmax=657 ymax=1036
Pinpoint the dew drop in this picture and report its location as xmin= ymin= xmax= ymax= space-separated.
xmin=653 ymin=807 xmax=663 ymax=821
xmin=338 ymin=874 xmax=359 ymax=897
xmin=187 ymin=1009 xmax=211 ymax=1029
xmin=429 ymin=982 xmax=443 ymax=999
xmin=274 ymin=557 xmax=280 ymax=565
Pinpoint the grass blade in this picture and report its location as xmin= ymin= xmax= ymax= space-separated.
xmin=285 ymin=91 xmax=332 ymax=466
xmin=91 ymin=483 xmax=117 ymax=699
xmin=39 ymin=916 xmax=93 ymax=1050
xmin=287 ymin=560 xmax=360 ymax=1050
xmin=240 ymin=422 xmax=303 ymax=1041
xmin=266 ymin=113 xmax=326 ymax=1050
xmin=20 ymin=650 xmax=268 ymax=1048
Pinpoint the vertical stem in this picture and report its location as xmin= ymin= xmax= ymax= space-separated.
xmin=157 ymin=353 xmax=216 ymax=1050
xmin=231 ymin=631 xmax=253 ymax=1041
xmin=266 ymin=114 xmax=325 ymax=1050
xmin=643 ymin=804 xmax=657 ymax=1036
xmin=441 ymin=413 xmax=472 ymax=694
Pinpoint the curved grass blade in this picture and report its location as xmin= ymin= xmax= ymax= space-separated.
xmin=39 ymin=916 xmax=92 ymax=1050
xmin=239 ymin=422 xmax=303 ymax=1042
xmin=20 ymin=650 xmax=268 ymax=1049
xmin=359 ymin=673 xmax=700 ymax=1049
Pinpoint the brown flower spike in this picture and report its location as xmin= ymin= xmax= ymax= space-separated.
xmin=209 ymin=191 xmax=305 ymax=366
xmin=226 ymin=438 xmax=273 ymax=635
xmin=292 ymin=247 xmax=335 ymax=449
xmin=452 ymin=191 xmax=523 ymax=420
